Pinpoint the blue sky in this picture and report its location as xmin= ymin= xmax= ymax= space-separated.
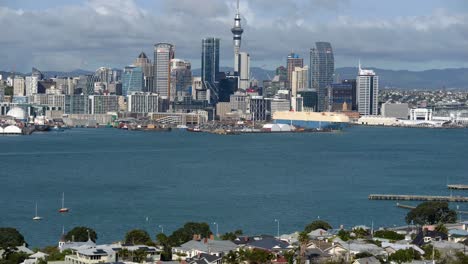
xmin=0 ymin=0 xmax=467 ymax=72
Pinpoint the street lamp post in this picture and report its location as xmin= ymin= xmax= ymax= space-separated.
xmin=274 ymin=219 xmax=280 ymax=239
xmin=158 ymin=225 xmax=164 ymax=234
xmin=213 ymin=222 xmax=219 ymax=237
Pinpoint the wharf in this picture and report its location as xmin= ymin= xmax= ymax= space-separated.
xmin=448 ymin=185 xmax=468 ymax=190
xmin=369 ymin=194 xmax=468 ymax=202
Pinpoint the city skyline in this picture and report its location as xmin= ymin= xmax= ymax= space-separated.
xmin=0 ymin=0 xmax=467 ymax=72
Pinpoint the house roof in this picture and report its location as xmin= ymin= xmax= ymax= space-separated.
xmin=448 ymin=229 xmax=468 ymax=237
xmin=381 ymin=242 xmax=425 ymax=255
xmin=246 ymin=235 xmax=290 ymax=251
xmin=353 ymin=256 xmax=380 ymax=264
xmin=29 ymin=251 xmax=48 ymax=259
xmin=178 ymin=239 xmax=238 ymax=254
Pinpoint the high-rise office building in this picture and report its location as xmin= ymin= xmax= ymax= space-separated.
xmin=13 ymin=76 xmax=25 ymax=96
xmin=25 ymin=76 xmax=39 ymax=96
xmin=170 ymin=59 xmax=192 ymax=101
xmin=88 ymin=95 xmax=119 ymax=114
xmin=133 ymin=52 xmax=154 ymax=92
xmin=291 ymin=66 xmax=309 ymax=94
xmin=127 ymin=92 xmax=159 ymax=113
xmin=341 ymin=79 xmax=357 ymax=111
xmin=310 ymin=42 xmax=334 ymax=112
xmin=357 ymin=63 xmax=379 ymax=115
xmin=202 ymin=37 xmax=220 ymax=102
xmin=237 ymin=52 xmax=250 ymax=90
xmin=291 ymin=66 xmax=309 ymax=111
xmin=287 ymin=53 xmax=303 ymax=90
xmin=153 ymin=43 xmax=175 ymax=98
xmin=122 ymin=66 xmax=144 ymax=96
xmin=329 ymin=83 xmax=353 ymax=112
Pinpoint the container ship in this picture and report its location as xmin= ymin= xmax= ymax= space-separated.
xmin=272 ymin=111 xmax=350 ymax=130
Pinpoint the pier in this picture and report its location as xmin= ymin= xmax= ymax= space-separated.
xmin=448 ymin=185 xmax=468 ymax=190
xmin=369 ymin=194 xmax=468 ymax=202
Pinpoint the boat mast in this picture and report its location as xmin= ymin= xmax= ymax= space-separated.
xmin=62 ymin=192 xmax=65 ymax=208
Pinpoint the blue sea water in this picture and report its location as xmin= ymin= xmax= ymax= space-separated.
xmin=0 ymin=127 xmax=467 ymax=247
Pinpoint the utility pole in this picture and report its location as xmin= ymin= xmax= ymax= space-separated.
xmin=274 ymin=219 xmax=280 ymax=239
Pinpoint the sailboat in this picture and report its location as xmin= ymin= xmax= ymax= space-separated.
xmin=59 ymin=192 xmax=69 ymax=213
xmin=33 ymin=202 xmax=43 ymax=221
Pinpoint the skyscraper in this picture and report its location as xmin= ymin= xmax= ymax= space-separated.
xmin=286 ymin=53 xmax=303 ymax=90
xmin=202 ymin=37 xmax=220 ymax=102
xmin=310 ymin=42 xmax=334 ymax=112
xmin=153 ymin=43 xmax=175 ymax=98
xmin=357 ymin=63 xmax=379 ymax=115
xmin=134 ymin=52 xmax=153 ymax=92
xmin=122 ymin=66 xmax=144 ymax=96
xmin=231 ymin=0 xmax=244 ymax=70
xmin=170 ymin=59 xmax=192 ymax=101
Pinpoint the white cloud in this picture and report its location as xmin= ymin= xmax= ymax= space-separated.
xmin=0 ymin=0 xmax=466 ymax=72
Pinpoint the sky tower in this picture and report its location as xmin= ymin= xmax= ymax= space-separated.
xmin=231 ymin=0 xmax=244 ymax=71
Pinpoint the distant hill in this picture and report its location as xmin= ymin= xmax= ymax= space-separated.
xmin=3 ymin=67 xmax=467 ymax=90
xmin=193 ymin=67 xmax=468 ymax=89
xmin=335 ymin=67 xmax=468 ymax=90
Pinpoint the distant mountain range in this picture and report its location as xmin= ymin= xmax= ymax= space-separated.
xmin=2 ymin=67 xmax=467 ymax=90
xmin=195 ymin=67 xmax=468 ymax=89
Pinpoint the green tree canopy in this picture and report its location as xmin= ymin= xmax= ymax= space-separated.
xmin=220 ymin=230 xmax=243 ymax=241
xmin=304 ymin=220 xmax=332 ymax=233
xmin=167 ymin=222 xmax=212 ymax=247
xmin=373 ymin=230 xmax=405 ymax=241
xmin=405 ymin=202 xmax=457 ymax=225
xmin=65 ymin=227 xmax=97 ymax=242
xmin=124 ymin=229 xmax=153 ymax=245
xmin=388 ymin=249 xmax=421 ymax=264
xmin=0 ymin=228 xmax=26 ymax=249
xmin=125 ymin=229 xmax=154 ymax=246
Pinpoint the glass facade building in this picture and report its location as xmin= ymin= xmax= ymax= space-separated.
xmin=122 ymin=66 xmax=144 ymax=96
xmin=310 ymin=42 xmax=334 ymax=112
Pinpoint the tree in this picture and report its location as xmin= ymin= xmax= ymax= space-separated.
xmin=373 ymin=230 xmax=405 ymax=241
xmin=221 ymin=230 xmax=243 ymax=241
xmin=65 ymin=227 xmax=97 ymax=242
xmin=167 ymin=222 xmax=212 ymax=247
xmin=222 ymin=250 xmax=241 ymax=264
xmin=0 ymin=228 xmax=26 ymax=249
xmin=337 ymin=230 xmax=351 ymax=241
xmin=41 ymin=246 xmax=72 ymax=261
xmin=298 ymin=231 xmax=310 ymax=264
xmin=132 ymin=248 xmax=148 ymax=263
xmin=434 ymin=223 xmax=448 ymax=234
xmin=388 ymin=249 xmax=421 ymax=264
xmin=156 ymin=233 xmax=172 ymax=261
xmin=405 ymin=202 xmax=457 ymax=225
xmin=304 ymin=220 xmax=332 ymax=233
xmin=0 ymin=251 xmax=29 ymax=264
xmin=124 ymin=229 xmax=152 ymax=245
xmin=283 ymin=250 xmax=295 ymax=264
xmin=243 ymin=248 xmax=274 ymax=264
xmin=421 ymin=244 xmax=440 ymax=260
xmin=355 ymin=252 xmax=373 ymax=259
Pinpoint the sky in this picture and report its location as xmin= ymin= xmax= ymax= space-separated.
xmin=0 ymin=0 xmax=467 ymax=72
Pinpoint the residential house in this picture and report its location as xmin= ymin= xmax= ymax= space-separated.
xmin=411 ymin=230 xmax=448 ymax=247
xmin=172 ymin=238 xmax=238 ymax=260
xmin=20 ymin=251 xmax=48 ymax=264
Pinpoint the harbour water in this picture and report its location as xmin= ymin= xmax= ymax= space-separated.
xmin=0 ymin=127 xmax=467 ymax=247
